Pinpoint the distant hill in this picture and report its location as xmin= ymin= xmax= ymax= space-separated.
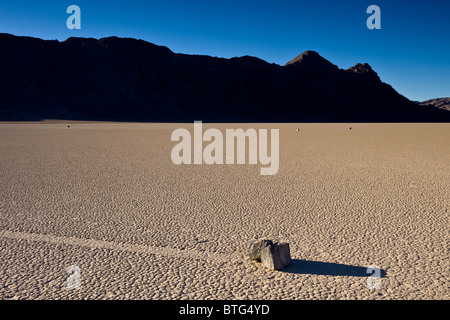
xmin=0 ymin=33 xmax=448 ymax=122
xmin=419 ymin=98 xmax=450 ymax=112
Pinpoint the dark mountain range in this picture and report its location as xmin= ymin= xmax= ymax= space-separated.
xmin=0 ymin=33 xmax=448 ymax=122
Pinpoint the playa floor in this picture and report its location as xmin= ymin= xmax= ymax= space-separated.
xmin=0 ymin=122 xmax=448 ymax=299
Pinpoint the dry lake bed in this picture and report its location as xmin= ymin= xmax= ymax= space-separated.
xmin=0 ymin=122 xmax=448 ymax=299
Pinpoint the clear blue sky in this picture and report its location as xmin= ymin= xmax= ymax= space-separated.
xmin=0 ymin=0 xmax=449 ymax=101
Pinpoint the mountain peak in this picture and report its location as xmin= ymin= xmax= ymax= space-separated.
xmin=285 ymin=50 xmax=338 ymax=72
xmin=347 ymin=62 xmax=373 ymax=74
xmin=285 ymin=50 xmax=320 ymax=65
xmin=346 ymin=63 xmax=380 ymax=81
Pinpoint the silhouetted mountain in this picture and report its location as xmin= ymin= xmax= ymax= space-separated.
xmin=419 ymin=98 xmax=450 ymax=112
xmin=0 ymin=33 xmax=448 ymax=122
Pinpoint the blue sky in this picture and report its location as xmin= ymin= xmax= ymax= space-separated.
xmin=0 ymin=0 xmax=449 ymax=101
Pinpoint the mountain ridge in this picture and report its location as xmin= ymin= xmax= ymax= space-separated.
xmin=0 ymin=33 xmax=448 ymax=122
xmin=419 ymin=98 xmax=450 ymax=112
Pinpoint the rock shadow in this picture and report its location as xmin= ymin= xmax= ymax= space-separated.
xmin=281 ymin=259 xmax=387 ymax=277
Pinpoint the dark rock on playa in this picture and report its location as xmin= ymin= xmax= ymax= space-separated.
xmin=261 ymin=242 xmax=292 ymax=270
xmin=250 ymin=240 xmax=273 ymax=261
xmin=250 ymin=240 xmax=292 ymax=270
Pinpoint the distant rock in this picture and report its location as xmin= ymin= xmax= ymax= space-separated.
xmin=0 ymin=33 xmax=448 ymax=122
